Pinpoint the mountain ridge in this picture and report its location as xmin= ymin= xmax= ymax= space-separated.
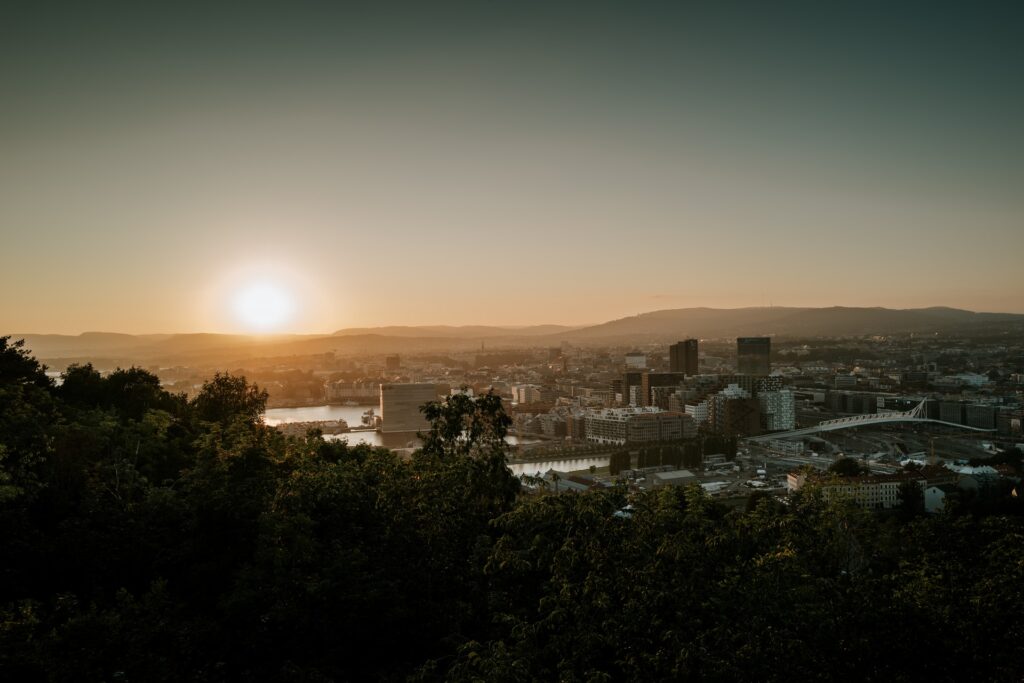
xmin=10 ymin=306 xmax=1024 ymax=363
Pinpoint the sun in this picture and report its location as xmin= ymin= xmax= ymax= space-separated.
xmin=232 ymin=281 xmax=295 ymax=332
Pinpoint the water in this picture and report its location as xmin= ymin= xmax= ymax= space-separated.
xmin=263 ymin=405 xmax=543 ymax=450
xmin=264 ymin=404 xmax=372 ymax=426
xmin=264 ymin=404 xmax=386 ymax=446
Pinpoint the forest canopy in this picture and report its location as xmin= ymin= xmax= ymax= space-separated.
xmin=0 ymin=336 xmax=1022 ymax=682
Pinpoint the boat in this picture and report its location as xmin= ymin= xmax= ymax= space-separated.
xmin=361 ymin=409 xmax=376 ymax=427
xmin=343 ymin=400 xmax=359 ymax=406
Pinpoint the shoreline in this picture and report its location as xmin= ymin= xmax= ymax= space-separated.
xmin=265 ymin=399 xmax=378 ymax=410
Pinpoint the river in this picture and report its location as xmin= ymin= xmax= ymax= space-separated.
xmin=264 ymin=404 xmax=543 ymax=450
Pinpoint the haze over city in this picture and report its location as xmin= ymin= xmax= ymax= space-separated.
xmin=3 ymin=1 xmax=1023 ymax=334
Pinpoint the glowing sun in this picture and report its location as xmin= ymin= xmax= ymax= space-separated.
xmin=232 ymin=282 xmax=295 ymax=332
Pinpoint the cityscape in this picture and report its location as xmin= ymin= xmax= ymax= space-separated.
xmin=18 ymin=316 xmax=1023 ymax=509
xmin=2 ymin=1 xmax=1024 ymax=680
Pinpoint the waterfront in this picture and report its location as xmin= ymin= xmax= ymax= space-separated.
xmin=264 ymin=404 xmax=543 ymax=450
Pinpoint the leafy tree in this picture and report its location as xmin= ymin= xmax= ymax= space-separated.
xmin=0 ymin=337 xmax=52 ymax=389
xmin=896 ymin=479 xmax=925 ymax=519
xmin=0 ymin=338 xmax=58 ymax=502
xmin=104 ymin=367 xmax=179 ymax=420
xmin=57 ymin=363 xmax=105 ymax=406
xmin=190 ymin=372 xmax=267 ymax=425
xmin=828 ymin=457 xmax=866 ymax=477
xmin=420 ymin=389 xmax=510 ymax=459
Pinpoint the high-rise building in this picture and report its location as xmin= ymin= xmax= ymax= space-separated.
xmin=640 ymin=372 xmax=687 ymax=408
xmin=620 ymin=371 xmax=645 ymax=407
xmin=736 ymin=337 xmax=771 ymax=376
xmin=669 ymin=339 xmax=699 ymax=375
xmin=758 ymin=389 xmax=796 ymax=431
xmin=385 ymin=355 xmax=401 ymax=371
xmin=709 ymin=384 xmax=761 ymax=436
xmin=379 ymin=383 xmax=437 ymax=433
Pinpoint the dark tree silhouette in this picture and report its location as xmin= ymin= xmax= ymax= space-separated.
xmin=190 ymin=372 xmax=267 ymax=425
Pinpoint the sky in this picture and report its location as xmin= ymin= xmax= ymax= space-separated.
xmin=2 ymin=1 xmax=1022 ymax=334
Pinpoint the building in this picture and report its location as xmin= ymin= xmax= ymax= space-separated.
xmin=965 ymin=403 xmax=997 ymax=430
xmin=669 ymin=339 xmax=699 ymax=375
xmin=512 ymin=384 xmax=557 ymax=404
xmin=925 ymin=484 xmax=957 ymax=513
xmin=788 ymin=470 xmax=925 ymax=510
xmin=385 ymin=355 xmax=401 ymax=371
xmin=625 ymin=351 xmax=647 ymax=369
xmin=326 ymin=380 xmax=379 ymax=403
xmin=639 ymin=372 xmax=687 ymax=408
xmin=537 ymin=413 xmax=568 ymax=438
xmin=834 ymin=374 xmax=858 ymax=389
xmin=939 ymin=400 xmax=964 ymax=424
xmin=736 ymin=337 xmax=771 ymax=376
xmin=379 ymin=383 xmax=437 ymax=433
xmin=709 ymin=384 xmax=761 ymax=436
xmin=649 ymin=469 xmax=698 ymax=489
xmin=620 ymin=371 xmax=645 ymax=407
xmin=685 ymin=399 xmax=711 ymax=426
xmin=826 ymin=391 xmax=878 ymax=415
xmin=758 ymin=389 xmax=796 ymax=431
xmin=583 ymin=407 xmax=692 ymax=445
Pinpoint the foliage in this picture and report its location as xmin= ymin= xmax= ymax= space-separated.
xmin=896 ymin=479 xmax=925 ymax=519
xmin=419 ymin=389 xmax=510 ymax=459
xmin=190 ymin=372 xmax=268 ymax=425
xmin=0 ymin=340 xmax=1022 ymax=681
xmin=829 ymin=456 xmax=868 ymax=477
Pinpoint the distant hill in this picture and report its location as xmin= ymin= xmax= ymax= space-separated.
xmin=547 ymin=306 xmax=1024 ymax=341
xmin=9 ymin=332 xmax=500 ymax=367
xmin=6 ymin=332 xmax=171 ymax=358
xmin=331 ymin=325 xmax=578 ymax=338
xmin=10 ymin=306 xmax=1024 ymax=365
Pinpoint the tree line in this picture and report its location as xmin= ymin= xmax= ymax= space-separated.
xmin=1 ymin=337 xmax=1022 ymax=681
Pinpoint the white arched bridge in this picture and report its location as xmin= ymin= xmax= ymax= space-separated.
xmin=746 ymin=398 xmax=996 ymax=443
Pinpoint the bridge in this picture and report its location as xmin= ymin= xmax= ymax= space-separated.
xmin=745 ymin=398 xmax=996 ymax=443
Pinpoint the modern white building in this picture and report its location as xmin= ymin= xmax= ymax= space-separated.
xmin=685 ymin=399 xmax=711 ymax=426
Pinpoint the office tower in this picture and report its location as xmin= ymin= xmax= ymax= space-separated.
xmin=621 ymin=371 xmax=644 ymax=406
xmin=669 ymin=339 xmax=698 ymax=375
xmin=640 ymin=372 xmax=687 ymax=408
xmin=758 ymin=389 xmax=795 ymax=431
xmin=736 ymin=337 xmax=771 ymax=376
xmin=709 ymin=384 xmax=762 ymax=437
xmin=379 ymin=383 xmax=437 ymax=433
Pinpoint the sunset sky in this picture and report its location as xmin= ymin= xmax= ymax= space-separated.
xmin=2 ymin=1 xmax=1022 ymax=334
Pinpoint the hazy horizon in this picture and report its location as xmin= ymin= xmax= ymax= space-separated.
xmin=10 ymin=303 xmax=1024 ymax=338
xmin=3 ymin=1 xmax=1022 ymax=334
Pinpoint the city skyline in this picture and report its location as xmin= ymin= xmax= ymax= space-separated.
xmin=3 ymin=2 xmax=1022 ymax=334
